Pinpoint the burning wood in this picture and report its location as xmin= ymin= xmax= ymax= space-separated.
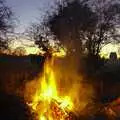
xmin=31 ymin=98 xmax=74 ymax=120
xmin=27 ymin=50 xmax=75 ymax=120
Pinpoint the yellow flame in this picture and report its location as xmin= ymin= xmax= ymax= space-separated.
xmin=40 ymin=115 xmax=46 ymax=120
xmin=29 ymin=58 xmax=73 ymax=120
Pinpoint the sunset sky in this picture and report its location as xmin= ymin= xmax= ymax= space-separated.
xmin=5 ymin=0 xmax=56 ymax=54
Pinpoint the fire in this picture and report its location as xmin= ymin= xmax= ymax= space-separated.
xmin=28 ymin=56 xmax=74 ymax=120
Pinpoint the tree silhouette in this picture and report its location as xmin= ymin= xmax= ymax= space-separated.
xmin=27 ymin=23 xmax=51 ymax=53
xmin=28 ymin=0 xmax=120 ymax=56
xmin=0 ymin=0 xmax=14 ymax=52
xmin=27 ymin=22 xmax=65 ymax=56
xmin=46 ymin=0 xmax=120 ymax=56
xmin=27 ymin=0 xmax=96 ymax=56
xmin=85 ymin=0 xmax=120 ymax=55
xmin=47 ymin=0 xmax=97 ymax=55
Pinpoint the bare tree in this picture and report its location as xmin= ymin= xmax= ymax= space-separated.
xmin=27 ymin=23 xmax=51 ymax=53
xmin=46 ymin=0 xmax=97 ymax=55
xmin=0 ymin=0 xmax=14 ymax=52
xmin=26 ymin=0 xmax=96 ymax=57
xmin=84 ymin=0 xmax=120 ymax=55
xmin=45 ymin=0 xmax=120 ymax=56
xmin=27 ymin=21 xmax=65 ymax=57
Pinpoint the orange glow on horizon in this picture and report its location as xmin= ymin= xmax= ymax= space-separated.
xmin=100 ymin=43 xmax=120 ymax=58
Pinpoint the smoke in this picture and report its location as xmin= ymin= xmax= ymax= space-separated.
xmin=53 ymin=56 xmax=95 ymax=114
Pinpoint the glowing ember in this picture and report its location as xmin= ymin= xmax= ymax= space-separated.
xmin=28 ymin=57 xmax=74 ymax=120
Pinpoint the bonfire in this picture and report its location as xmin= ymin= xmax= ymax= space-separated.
xmin=28 ymin=49 xmax=74 ymax=120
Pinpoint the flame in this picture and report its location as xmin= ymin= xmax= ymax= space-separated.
xmin=29 ymin=57 xmax=74 ymax=120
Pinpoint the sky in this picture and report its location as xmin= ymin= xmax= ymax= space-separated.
xmin=6 ymin=0 xmax=55 ymax=33
xmin=5 ymin=0 xmax=57 ymax=54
